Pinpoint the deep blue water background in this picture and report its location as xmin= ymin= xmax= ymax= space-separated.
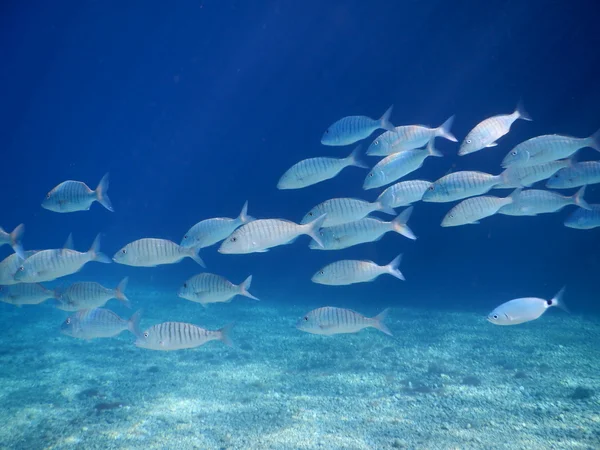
xmin=1 ymin=0 xmax=599 ymax=316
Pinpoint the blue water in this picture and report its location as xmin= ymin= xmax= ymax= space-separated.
xmin=1 ymin=1 xmax=599 ymax=449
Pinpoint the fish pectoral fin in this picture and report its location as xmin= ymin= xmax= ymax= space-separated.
xmin=319 ymin=323 xmax=336 ymax=330
xmin=486 ymin=142 xmax=498 ymax=148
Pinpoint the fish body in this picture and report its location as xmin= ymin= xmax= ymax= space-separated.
xmin=441 ymin=192 xmax=516 ymax=227
xmin=459 ymin=103 xmax=531 ymax=156
xmin=42 ymin=173 xmax=113 ymax=213
xmin=0 ymin=283 xmax=56 ymax=306
xmin=296 ymin=307 xmax=392 ymax=336
xmin=180 ymin=202 xmax=254 ymax=249
xmin=321 ymin=106 xmax=394 ymax=146
xmin=55 ymin=278 xmax=129 ymax=311
xmin=135 ymin=322 xmax=233 ymax=350
xmin=0 ymin=250 xmax=38 ymax=285
xmin=376 ymin=180 xmax=432 ymax=208
xmin=498 ymin=187 xmax=589 ymax=216
xmin=113 ymin=238 xmax=204 ymax=267
xmin=178 ymin=273 xmax=259 ymax=306
xmin=312 ymin=254 xmax=404 ymax=285
xmin=301 ymin=198 xmax=395 ymax=228
xmin=487 ymin=288 xmax=566 ymax=325
xmin=497 ymin=160 xmax=572 ymax=188
xmin=565 ymin=204 xmax=600 ymax=229
xmin=61 ymin=308 xmax=141 ymax=340
xmin=546 ymin=161 xmax=600 ymax=189
xmin=422 ymin=171 xmax=514 ymax=203
xmin=0 ymin=224 xmax=25 ymax=259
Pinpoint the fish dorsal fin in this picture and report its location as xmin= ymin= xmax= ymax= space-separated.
xmin=63 ymin=234 xmax=74 ymax=252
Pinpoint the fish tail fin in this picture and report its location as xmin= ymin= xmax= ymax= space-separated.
xmin=371 ymin=308 xmax=393 ymax=336
xmin=218 ymin=323 xmax=235 ymax=347
xmin=128 ymin=309 xmax=143 ymax=337
xmin=550 ymin=287 xmax=568 ymax=313
xmin=572 ymin=185 xmax=591 ymax=210
xmin=436 ymin=115 xmax=458 ymax=142
xmin=89 ymin=234 xmax=111 ymax=263
xmin=386 ymin=253 xmax=405 ymax=281
xmin=95 ymin=173 xmax=114 ymax=212
xmin=9 ymin=224 xmax=25 ymax=260
xmin=379 ymin=105 xmax=395 ymax=132
xmin=427 ymin=139 xmax=444 ymax=157
xmin=188 ymin=245 xmax=206 ymax=268
xmin=347 ymin=145 xmax=369 ymax=169
xmin=377 ymin=202 xmax=397 ymax=216
xmin=238 ymin=201 xmax=255 ymax=224
xmin=392 ymin=206 xmax=417 ymax=240
xmin=239 ymin=275 xmax=260 ymax=301
xmin=115 ymin=277 xmax=131 ymax=307
xmin=304 ymin=214 xmax=327 ymax=248
xmin=587 ymin=128 xmax=600 ymax=152
xmin=515 ymin=100 xmax=532 ymax=121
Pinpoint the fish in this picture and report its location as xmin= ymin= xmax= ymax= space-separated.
xmin=309 ymin=207 xmax=416 ymax=250
xmin=546 ymin=161 xmax=600 ymax=189
xmin=42 ymin=173 xmax=113 ymax=213
xmin=135 ymin=322 xmax=233 ymax=350
xmin=61 ymin=308 xmax=142 ymax=340
xmin=113 ymin=238 xmax=205 ymax=267
xmin=321 ymin=105 xmax=395 ymax=146
xmin=487 ymin=288 xmax=567 ymax=325
xmin=180 ymin=201 xmax=254 ymax=249
xmin=55 ymin=278 xmax=130 ymax=311
xmin=501 ymin=130 xmax=600 ymax=168
xmin=498 ymin=186 xmax=590 ymax=216
xmin=364 ymin=140 xmax=443 ymax=190
xmin=441 ymin=191 xmax=518 ymax=227
xmin=565 ymin=204 xmax=600 ymax=229
xmin=459 ymin=102 xmax=531 ymax=156
xmin=367 ymin=116 xmax=457 ymax=156
xmin=496 ymin=159 xmax=572 ymax=188
xmin=277 ymin=146 xmax=369 ymax=190
xmin=218 ymin=214 xmax=326 ymax=254
xmin=376 ymin=180 xmax=432 ymax=208
xmin=14 ymin=234 xmax=111 ymax=283
xmin=178 ymin=273 xmax=259 ymax=306
xmin=0 ymin=251 xmax=38 ymax=285
xmin=0 ymin=283 xmax=57 ymax=306
xmin=0 ymin=224 xmax=25 ymax=260
xmin=300 ymin=198 xmax=395 ymax=228
xmin=422 ymin=170 xmax=521 ymax=203
xmin=312 ymin=254 xmax=404 ymax=286
xmin=296 ymin=307 xmax=392 ymax=336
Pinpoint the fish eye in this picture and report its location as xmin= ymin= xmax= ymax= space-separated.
xmin=374 ymin=140 xmax=379 ymax=145
xmin=319 ymin=271 xmax=324 ymax=275
xmin=46 ymin=194 xmax=50 ymax=199
xmin=369 ymin=173 xmax=374 ymax=177
xmin=66 ymin=318 xmax=71 ymax=324
xmin=18 ymin=266 xmax=24 ymax=272
xmin=511 ymin=151 xmax=517 ymax=156
xmin=143 ymin=331 xmax=149 ymax=338
xmin=303 ymin=316 xmax=308 ymax=321
xmin=492 ymin=315 xmax=498 ymax=319
xmin=466 ymin=139 xmax=472 ymax=144
xmin=183 ymin=235 xmax=188 ymax=239
xmin=324 ymin=129 xmax=329 ymax=134
xmin=428 ymin=186 xmax=435 ymax=191
xmin=231 ymin=237 xmax=237 ymax=242
xmin=183 ymin=283 xmax=187 ymax=288
xmin=308 ymin=212 xmax=313 ymax=216
xmin=121 ymin=249 xmax=127 ymax=254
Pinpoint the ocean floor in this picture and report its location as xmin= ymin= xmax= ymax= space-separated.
xmin=0 ymin=289 xmax=598 ymax=450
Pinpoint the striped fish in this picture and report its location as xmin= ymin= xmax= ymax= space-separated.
xmin=178 ymin=273 xmax=259 ymax=306
xmin=321 ymin=105 xmax=395 ymax=146
xmin=135 ymin=322 xmax=233 ymax=351
xmin=113 ymin=238 xmax=205 ymax=267
xmin=301 ymin=197 xmax=395 ymax=228
xmin=218 ymin=215 xmax=326 ymax=254
xmin=14 ymin=234 xmax=111 ymax=283
xmin=367 ymin=116 xmax=457 ymax=156
xmin=0 ymin=283 xmax=56 ymax=306
xmin=55 ymin=278 xmax=130 ymax=311
xmin=61 ymin=308 xmax=141 ymax=340
xmin=565 ymin=204 xmax=600 ymax=229
xmin=422 ymin=170 xmax=520 ymax=203
xmin=376 ymin=180 xmax=432 ymax=208
xmin=459 ymin=102 xmax=531 ymax=156
xmin=180 ymin=201 xmax=254 ymax=249
xmin=546 ymin=161 xmax=600 ymax=189
xmin=309 ymin=207 xmax=416 ymax=250
xmin=312 ymin=254 xmax=404 ymax=286
xmin=441 ymin=191 xmax=519 ymax=227
xmin=497 ymin=159 xmax=572 ymax=188
xmin=277 ymin=146 xmax=368 ymax=190
xmin=364 ymin=140 xmax=443 ymax=190
xmin=499 ymin=187 xmax=589 ymax=216
xmin=296 ymin=307 xmax=392 ymax=336
xmin=0 ymin=250 xmax=38 ymax=285
xmin=42 ymin=173 xmax=113 ymax=213
xmin=0 ymin=224 xmax=25 ymax=260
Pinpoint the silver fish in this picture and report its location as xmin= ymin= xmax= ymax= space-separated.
xmin=487 ymin=288 xmax=567 ymax=325
xmin=14 ymin=234 xmax=111 ymax=283
xmin=296 ymin=307 xmax=392 ymax=336
xmin=0 ymin=224 xmax=25 ymax=260
xmin=135 ymin=322 xmax=233 ymax=351
xmin=61 ymin=308 xmax=141 ymax=340
xmin=312 ymin=254 xmax=404 ymax=286
xmin=218 ymin=215 xmax=326 ymax=254
xmin=546 ymin=161 xmax=600 ymax=189
xmin=301 ymin=198 xmax=395 ymax=228
xmin=376 ymin=180 xmax=432 ymax=208
xmin=501 ymin=130 xmax=600 ymax=168
xmin=364 ymin=140 xmax=443 ymax=190
xmin=441 ymin=191 xmax=518 ymax=227
xmin=0 ymin=283 xmax=56 ymax=306
xmin=277 ymin=146 xmax=368 ymax=190
xmin=0 ymin=250 xmax=38 ymax=285
xmin=321 ymin=105 xmax=395 ymax=146
xmin=565 ymin=204 xmax=600 ymax=229
xmin=459 ymin=102 xmax=531 ymax=156
xmin=497 ymin=159 xmax=572 ymax=188
xmin=422 ymin=170 xmax=520 ymax=203
xmin=180 ymin=201 xmax=254 ymax=249
xmin=113 ymin=238 xmax=204 ymax=267
xmin=309 ymin=207 xmax=416 ymax=250
xmin=367 ymin=116 xmax=457 ymax=156
xmin=178 ymin=273 xmax=259 ymax=306
xmin=55 ymin=278 xmax=130 ymax=311
xmin=498 ymin=187 xmax=589 ymax=216
xmin=42 ymin=173 xmax=113 ymax=213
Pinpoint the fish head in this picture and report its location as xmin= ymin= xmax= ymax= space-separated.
xmin=310 ymin=268 xmax=328 ymax=284
xmin=320 ymin=126 xmax=337 ymax=145
xmin=112 ymin=246 xmax=132 ymax=264
xmin=180 ymin=233 xmax=194 ymax=248
xmin=486 ymin=308 xmax=511 ymax=325
xmin=545 ymin=170 xmax=570 ymax=189
xmin=458 ymin=134 xmax=483 ymax=156
xmin=135 ymin=328 xmax=164 ymax=350
xmin=367 ymin=136 xmax=388 ymax=155
xmin=421 ymin=182 xmax=447 ymax=202
xmin=301 ymin=209 xmax=320 ymax=225
xmin=60 ymin=315 xmax=78 ymax=336
xmin=218 ymin=231 xmax=248 ymax=254
xmin=501 ymin=149 xmax=530 ymax=168
xmin=363 ymin=168 xmax=385 ymax=190
xmin=12 ymin=264 xmax=31 ymax=282
xmin=276 ymin=172 xmax=296 ymax=190
xmin=177 ymin=281 xmax=193 ymax=299
xmin=295 ymin=312 xmax=321 ymax=334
